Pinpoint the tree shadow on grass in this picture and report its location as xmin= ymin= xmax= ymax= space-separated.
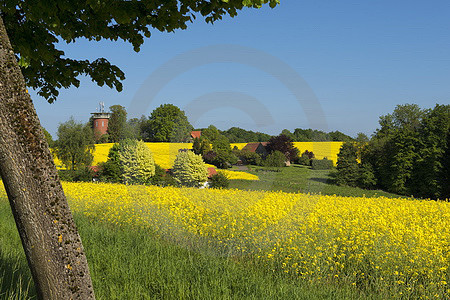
xmin=308 ymin=170 xmax=337 ymax=185
xmin=0 ymin=251 xmax=36 ymax=298
xmin=308 ymin=177 xmax=330 ymax=184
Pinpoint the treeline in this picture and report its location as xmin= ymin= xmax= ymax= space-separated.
xmin=280 ymin=128 xmax=354 ymax=142
xmin=51 ymin=102 xmax=358 ymax=175
xmin=219 ymin=127 xmax=354 ymax=143
xmin=336 ymin=104 xmax=449 ymax=200
xmin=87 ymin=103 xmax=356 ymax=143
xmin=217 ymin=127 xmax=271 ymax=143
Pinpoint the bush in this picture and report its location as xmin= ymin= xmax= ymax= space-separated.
xmin=98 ymin=139 xmax=156 ymax=184
xmin=58 ymin=167 xmax=94 ymax=182
xmin=150 ymin=164 xmax=177 ymax=187
xmin=58 ymin=169 xmax=74 ymax=181
xmin=97 ymin=160 xmax=122 ymax=183
xmin=209 ymin=172 xmax=229 ymax=189
xmin=203 ymin=150 xmax=237 ymax=169
xmin=264 ymin=151 xmax=286 ymax=168
xmin=119 ymin=139 xmax=156 ymax=184
xmin=238 ymin=150 xmax=262 ymax=166
xmin=311 ymin=158 xmax=333 ymax=170
xmin=298 ymin=150 xmax=315 ymax=165
xmin=172 ymin=151 xmax=208 ymax=187
xmin=119 ymin=139 xmax=155 ymax=184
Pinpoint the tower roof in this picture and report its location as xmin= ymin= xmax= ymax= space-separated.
xmin=90 ymin=112 xmax=111 ymax=119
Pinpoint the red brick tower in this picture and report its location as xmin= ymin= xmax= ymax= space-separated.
xmin=91 ymin=102 xmax=111 ymax=139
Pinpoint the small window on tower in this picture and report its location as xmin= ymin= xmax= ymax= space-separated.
xmin=102 ymin=121 xmax=104 ymax=127
xmin=95 ymin=121 xmax=98 ymax=127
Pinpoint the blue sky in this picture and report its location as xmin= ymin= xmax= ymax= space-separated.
xmin=31 ymin=1 xmax=450 ymax=139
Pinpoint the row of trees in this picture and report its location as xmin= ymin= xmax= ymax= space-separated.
xmin=281 ymin=128 xmax=355 ymax=142
xmin=52 ymin=106 xmax=347 ymax=174
xmin=220 ymin=127 xmax=272 ymax=143
xmin=91 ymin=103 xmax=362 ymax=144
xmin=336 ymin=104 xmax=449 ymax=199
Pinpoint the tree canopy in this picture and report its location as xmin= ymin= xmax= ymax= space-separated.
xmin=284 ymin=128 xmax=354 ymax=142
xmin=220 ymin=126 xmax=272 ymax=142
xmin=172 ymin=151 xmax=208 ymax=187
xmin=141 ymin=104 xmax=193 ymax=142
xmin=118 ymin=139 xmax=156 ymax=184
xmin=42 ymin=126 xmax=54 ymax=148
xmin=107 ymin=105 xmax=128 ymax=143
xmin=357 ymin=104 xmax=450 ymax=199
xmin=3 ymin=0 xmax=279 ymax=102
xmin=55 ymin=118 xmax=94 ymax=170
xmin=266 ymin=134 xmax=299 ymax=162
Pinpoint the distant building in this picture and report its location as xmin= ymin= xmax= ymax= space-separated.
xmin=241 ymin=142 xmax=268 ymax=157
xmin=91 ymin=102 xmax=111 ymax=139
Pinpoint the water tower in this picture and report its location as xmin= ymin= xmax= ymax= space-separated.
xmin=91 ymin=102 xmax=111 ymax=137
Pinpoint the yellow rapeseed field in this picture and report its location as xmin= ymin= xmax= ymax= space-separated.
xmin=294 ymin=142 xmax=343 ymax=165
xmin=60 ymin=181 xmax=449 ymax=298
xmin=230 ymin=143 xmax=247 ymax=150
xmin=220 ymin=169 xmax=259 ymax=180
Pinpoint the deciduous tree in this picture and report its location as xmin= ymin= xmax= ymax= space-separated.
xmin=107 ymin=105 xmax=128 ymax=143
xmin=55 ymin=118 xmax=94 ymax=170
xmin=266 ymin=134 xmax=299 ymax=162
xmin=142 ymin=104 xmax=193 ymax=142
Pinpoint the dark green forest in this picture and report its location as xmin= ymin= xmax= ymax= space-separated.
xmin=336 ymin=104 xmax=449 ymax=200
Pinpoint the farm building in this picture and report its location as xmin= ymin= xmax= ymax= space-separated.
xmin=241 ymin=142 xmax=268 ymax=157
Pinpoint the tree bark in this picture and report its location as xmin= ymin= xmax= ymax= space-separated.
xmin=0 ymin=17 xmax=95 ymax=299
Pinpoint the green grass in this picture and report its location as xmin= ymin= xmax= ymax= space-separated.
xmin=0 ymin=199 xmax=389 ymax=300
xmin=229 ymin=165 xmax=402 ymax=198
xmin=0 ymin=202 xmax=35 ymax=299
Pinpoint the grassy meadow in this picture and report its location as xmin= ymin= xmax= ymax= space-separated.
xmin=229 ymin=165 xmax=401 ymax=198
xmin=1 ymin=181 xmax=448 ymax=299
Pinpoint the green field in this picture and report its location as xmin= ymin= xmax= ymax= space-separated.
xmin=229 ymin=165 xmax=401 ymax=198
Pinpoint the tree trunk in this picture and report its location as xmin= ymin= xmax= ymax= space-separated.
xmin=0 ymin=17 xmax=95 ymax=299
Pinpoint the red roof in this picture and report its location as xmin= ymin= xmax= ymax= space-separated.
xmin=191 ymin=131 xmax=202 ymax=139
xmin=89 ymin=166 xmax=100 ymax=173
xmin=242 ymin=142 xmax=268 ymax=152
xmin=207 ymin=167 xmax=217 ymax=178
